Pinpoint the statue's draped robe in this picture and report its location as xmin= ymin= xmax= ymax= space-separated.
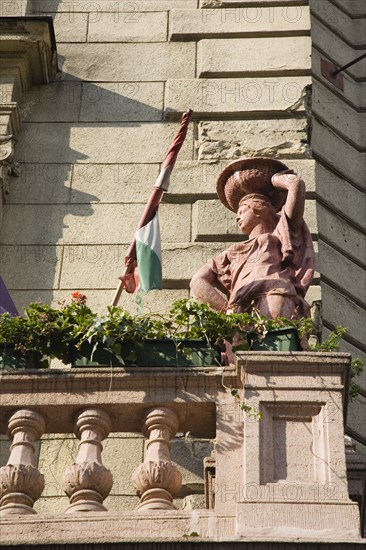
xmin=208 ymin=208 xmax=314 ymax=317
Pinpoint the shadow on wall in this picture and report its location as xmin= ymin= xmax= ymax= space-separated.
xmin=0 ymin=56 xmax=163 ymax=311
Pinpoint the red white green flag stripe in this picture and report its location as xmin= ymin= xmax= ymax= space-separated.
xmin=135 ymin=211 xmax=162 ymax=291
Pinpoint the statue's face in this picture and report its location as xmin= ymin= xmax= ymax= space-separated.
xmin=236 ymin=201 xmax=260 ymax=234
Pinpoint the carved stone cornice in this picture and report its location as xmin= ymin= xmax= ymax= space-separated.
xmin=0 ymin=17 xmax=57 ymax=214
xmin=0 ymin=17 xmax=57 ymax=95
xmin=0 ymin=17 xmax=57 ymax=136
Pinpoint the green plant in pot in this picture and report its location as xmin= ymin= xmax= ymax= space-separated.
xmin=69 ymin=298 xmax=316 ymax=368
xmin=70 ymin=299 xmax=234 ymax=368
xmin=0 ymin=292 xmax=96 ymax=370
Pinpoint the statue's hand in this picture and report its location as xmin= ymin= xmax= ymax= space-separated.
xmin=271 ymin=170 xmax=298 ymax=190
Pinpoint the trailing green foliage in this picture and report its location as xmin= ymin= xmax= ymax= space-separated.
xmin=0 ymin=295 xmax=364 ymax=399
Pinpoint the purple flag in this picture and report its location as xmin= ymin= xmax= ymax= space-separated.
xmin=0 ymin=276 xmax=19 ymax=316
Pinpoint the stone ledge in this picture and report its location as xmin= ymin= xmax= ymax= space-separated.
xmin=201 ymin=1 xmax=309 ymax=6
xmin=170 ymin=7 xmax=310 ymax=40
xmin=0 ymin=509 xmax=363 ymax=546
xmin=237 ymin=501 xmax=360 ymax=539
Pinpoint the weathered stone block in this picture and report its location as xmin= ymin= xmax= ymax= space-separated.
xmin=88 ymin=11 xmax=167 ymax=42
xmin=318 ymin=241 xmax=366 ymax=305
xmin=79 ymin=82 xmax=164 ymax=122
xmin=163 ymin=243 xmax=229 ymax=281
xmin=60 ymin=239 xmax=197 ymax=292
xmin=198 ymin=119 xmax=308 ymax=160
xmin=311 ymin=19 xmax=366 ymax=80
xmin=315 ymin=164 xmax=366 ymax=229
xmin=170 ymin=6 xmax=310 ymax=40
xmin=348 ymin=395 xmax=366 ymax=455
xmin=7 ymin=164 xmax=72 ymax=204
xmin=0 ymin=435 xmax=11 ymax=467
xmin=322 ymin=326 xmax=365 ymax=390
xmin=317 ymin=204 xmax=366 ymax=262
xmin=166 ymin=77 xmax=310 ymax=116
xmin=20 ymin=82 xmax=81 ymax=122
xmin=103 ymin=435 xmax=144 ymax=496
xmin=321 ymin=283 xmax=366 ymax=346
xmin=71 ymin=164 xmax=160 ymax=203
xmin=198 ymin=37 xmax=311 ymax=77
xmin=310 ymin=0 xmax=366 ymax=48
xmin=327 ymin=0 xmax=366 ymax=17
xmin=37 ymin=435 xmax=78 ymax=497
xmin=52 ymin=11 xmax=88 ymax=43
xmin=15 ymin=123 xmax=194 ymax=164
xmin=312 ymin=121 xmax=366 ymax=188
xmin=60 ymin=244 xmax=223 ymax=289
xmin=170 ymin=438 xmax=213 ymax=489
xmin=313 ymin=81 xmax=366 ymax=148
xmin=59 ymin=43 xmax=195 ymax=81
xmin=192 ymin=199 xmax=317 ymax=240
xmin=32 ymin=0 xmax=197 ymax=12
xmin=0 ymin=245 xmax=62 ymax=290
xmin=311 ymin=48 xmax=366 ymax=110
xmin=0 ymin=0 xmax=27 ymax=16
xmin=1 ymin=204 xmax=191 ymax=245
xmin=306 ymin=284 xmax=321 ymax=305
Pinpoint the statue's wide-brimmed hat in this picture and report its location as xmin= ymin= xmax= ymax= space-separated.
xmin=216 ymin=157 xmax=289 ymax=212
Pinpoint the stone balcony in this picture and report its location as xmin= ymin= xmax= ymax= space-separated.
xmin=0 ymin=352 xmax=364 ymax=547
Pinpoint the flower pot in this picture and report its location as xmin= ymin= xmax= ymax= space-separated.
xmin=0 ymin=344 xmax=46 ymax=370
xmin=247 ymin=327 xmax=302 ymax=352
xmin=70 ymin=339 xmax=221 ymax=368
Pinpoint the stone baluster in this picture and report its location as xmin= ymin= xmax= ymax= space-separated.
xmin=0 ymin=409 xmax=45 ymax=516
xmin=132 ymin=407 xmax=182 ymax=510
xmin=63 ymin=409 xmax=113 ymax=513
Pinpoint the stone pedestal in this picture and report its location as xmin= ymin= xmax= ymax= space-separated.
xmin=235 ymin=352 xmax=361 ymax=539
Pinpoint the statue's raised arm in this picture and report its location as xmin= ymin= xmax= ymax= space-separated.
xmin=190 ymin=157 xmax=314 ymax=320
xmin=271 ymin=171 xmax=305 ymax=232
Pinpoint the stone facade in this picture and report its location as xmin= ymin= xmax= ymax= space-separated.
xmin=0 ymin=0 xmax=365 ymax=536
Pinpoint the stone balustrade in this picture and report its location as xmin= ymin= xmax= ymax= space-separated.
xmin=0 ymin=353 xmax=363 ymax=546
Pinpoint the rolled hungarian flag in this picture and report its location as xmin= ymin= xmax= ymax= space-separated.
xmin=112 ymin=109 xmax=193 ymax=305
xmin=135 ymin=211 xmax=162 ymax=291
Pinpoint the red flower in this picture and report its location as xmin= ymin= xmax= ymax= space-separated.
xmin=71 ymin=291 xmax=87 ymax=305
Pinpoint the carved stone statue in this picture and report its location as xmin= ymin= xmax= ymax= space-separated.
xmin=190 ymin=158 xmax=314 ymax=320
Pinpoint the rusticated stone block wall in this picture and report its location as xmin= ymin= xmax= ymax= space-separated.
xmin=310 ymin=0 xmax=366 ymax=453
xmin=0 ymin=0 xmax=318 ymax=513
